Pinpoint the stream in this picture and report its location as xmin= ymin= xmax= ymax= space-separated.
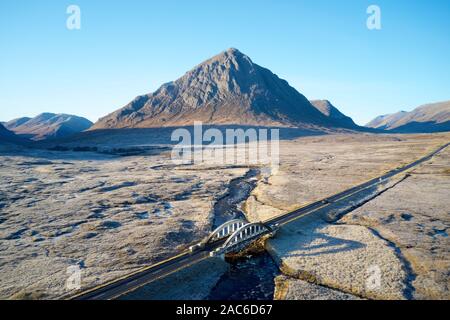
xmin=207 ymin=252 xmax=280 ymax=300
xmin=121 ymin=167 xmax=281 ymax=300
xmin=211 ymin=168 xmax=259 ymax=228
xmin=207 ymin=168 xmax=280 ymax=300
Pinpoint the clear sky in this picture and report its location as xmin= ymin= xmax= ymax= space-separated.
xmin=1 ymin=0 xmax=449 ymax=125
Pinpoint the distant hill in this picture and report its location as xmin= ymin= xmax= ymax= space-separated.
xmin=0 ymin=122 xmax=17 ymax=139
xmin=367 ymin=112 xmax=408 ymax=130
xmin=5 ymin=113 xmax=93 ymax=140
xmin=366 ymin=101 xmax=450 ymax=133
xmin=4 ymin=117 xmax=32 ymax=128
xmin=0 ymin=123 xmax=29 ymax=145
xmin=310 ymin=100 xmax=358 ymax=129
xmin=91 ymin=48 xmax=360 ymax=131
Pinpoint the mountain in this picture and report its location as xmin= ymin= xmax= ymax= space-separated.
xmin=310 ymin=100 xmax=358 ymax=128
xmin=91 ymin=48 xmax=353 ymax=130
xmin=0 ymin=123 xmax=28 ymax=144
xmin=366 ymin=101 xmax=450 ymax=133
xmin=366 ymin=111 xmax=408 ymax=129
xmin=0 ymin=122 xmax=16 ymax=138
xmin=5 ymin=113 xmax=93 ymax=140
xmin=3 ymin=117 xmax=32 ymax=128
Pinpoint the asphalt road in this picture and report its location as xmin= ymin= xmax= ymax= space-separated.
xmin=72 ymin=142 xmax=449 ymax=300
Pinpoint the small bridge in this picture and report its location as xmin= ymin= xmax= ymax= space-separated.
xmin=190 ymin=219 xmax=278 ymax=256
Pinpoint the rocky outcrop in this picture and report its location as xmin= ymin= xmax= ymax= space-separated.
xmin=310 ymin=100 xmax=358 ymax=129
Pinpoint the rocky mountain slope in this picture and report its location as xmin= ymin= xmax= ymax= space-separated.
xmin=91 ymin=48 xmax=356 ymax=130
xmin=5 ymin=113 xmax=93 ymax=140
xmin=310 ymin=100 xmax=358 ymax=129
xmin=3 ymin=117 xmax=32 ymax=129
xmin=0 ymin=123 xmax=17 ymax=140
xmin=0 ymin=123 xmax=28 ymax=145
xmin=366 ymin=100 xmax=450 ymax=133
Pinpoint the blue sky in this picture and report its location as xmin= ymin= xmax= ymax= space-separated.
xmin=1 ymin=0 xmax=449 ymax=125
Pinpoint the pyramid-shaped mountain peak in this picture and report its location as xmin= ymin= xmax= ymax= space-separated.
xmin=91 ymin=49 xmax=357 ymax=130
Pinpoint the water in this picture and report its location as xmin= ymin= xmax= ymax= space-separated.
xmin=212 ymin=168 xmax=259 ymax=228
xmin=121 ymin=167 xmax=280 ymax=300
xmin=207 ymin=252 xmax=280 ymax=300
xmin=207 ymin=167 xmax=280 ymax=300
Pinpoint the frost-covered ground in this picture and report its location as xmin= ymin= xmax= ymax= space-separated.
xmin=0 ymin=148 xmax=248 ymax=299
xmin=247 ymin=133 xmax=450 ymax=300
xmin=0 ymin=132 xmax=448 ymax=300
xmin=340 ymin=147 xmax=450 ymax=299
xmin=246 ymin=133 xmax=449 ymax=220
